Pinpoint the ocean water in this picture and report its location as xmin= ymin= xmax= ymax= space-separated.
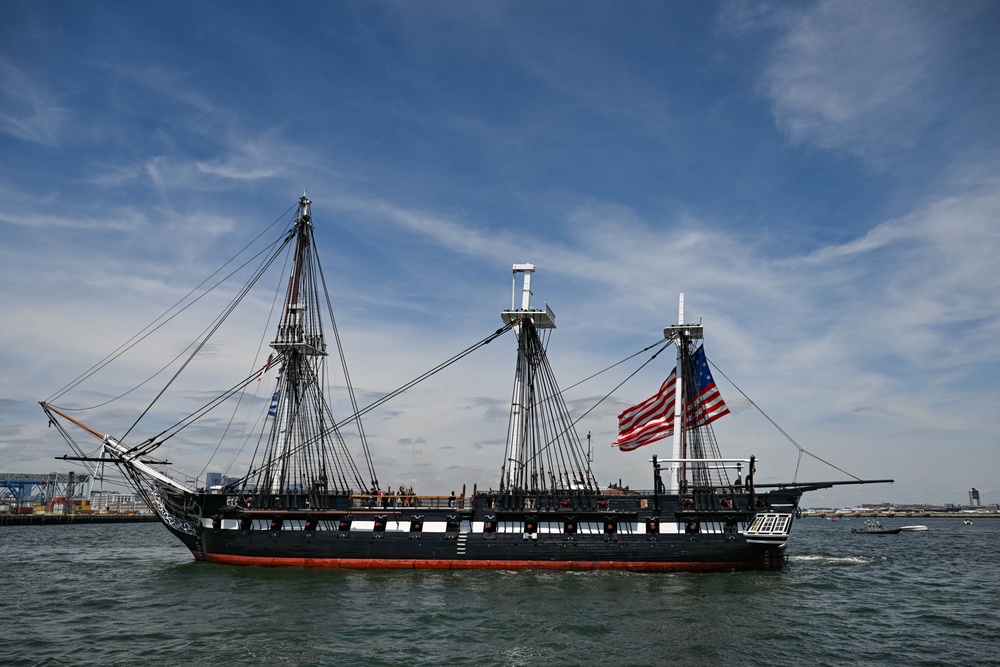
xmin=1 ymin=518 xmax=997 ymax=667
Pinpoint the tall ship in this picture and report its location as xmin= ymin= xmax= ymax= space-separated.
xmin=42 ymin=195 xmax=889 ymax=571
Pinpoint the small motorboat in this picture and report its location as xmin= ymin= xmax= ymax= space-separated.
xmin=964 ymin=519 xmax=973 ymax=525
xmin=899 ymin=525 xmax=928 ymax=532
xmin=851 ymin=519 xmax=902 ymax=535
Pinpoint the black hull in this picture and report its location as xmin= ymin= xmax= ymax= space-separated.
xmin=163 ymin=520 xmax=206 ymax=559
xmin=198 ymin=527 xmax=784 ymax=572
xmin=150 ymin=489 xmax=800 ymax=572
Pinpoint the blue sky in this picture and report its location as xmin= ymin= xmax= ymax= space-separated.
xmin=2 ymin=1 xmax=998 ymax=508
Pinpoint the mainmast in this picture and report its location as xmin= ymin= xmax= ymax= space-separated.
xmin=500 ymin=264 xmax=555 ymax=490
xmin=497 ymin=264 xmax=595 ymax=495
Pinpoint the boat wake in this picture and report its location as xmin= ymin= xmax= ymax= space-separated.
xmin=789 ymin=554 xmax=881 ymax=566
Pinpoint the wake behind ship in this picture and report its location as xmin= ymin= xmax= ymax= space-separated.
xmin=42 ymin=195 xmax=889 ymax=571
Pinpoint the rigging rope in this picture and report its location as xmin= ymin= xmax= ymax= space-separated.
xmin=314 ymin=238 xmax=379 ymax=489
xmin=519 ymin=338 xmax=673 ymax=468
xmin=705 ymin=357 xmax=864 ymax=482
xmin=119 ymin=231 xmax=296 ymax=442
xmin=229 ymin=322 xmax=517 ymax=488
xmin=47 ymin=207 xmax=297 ymax=409
xmin=198 ymin=246 xmax=293 ymax=485
xmin=336 ymin=322 xmax=516 ymax=430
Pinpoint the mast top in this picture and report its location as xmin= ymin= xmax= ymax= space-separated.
xmin=501 ymin=263 xmax=555 ymax=329
xmin=297 ymin=192 xmax=312 ymax=228
xmin=664 ymin=293 xmax=702 ymax=341
xmin=271 ymin=193 xmax=324 ymax=356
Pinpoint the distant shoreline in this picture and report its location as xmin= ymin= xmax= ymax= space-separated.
xmin=0 ymin=514 xmax=158 ymax=526
xmin=802 ymin=511 xmax=998 ymax=519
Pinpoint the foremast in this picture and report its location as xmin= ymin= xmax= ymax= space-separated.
xmin=244 ymin=194 xmax=373 ymax=503
xmin=265 ymin=195 xmax=326 ymax=493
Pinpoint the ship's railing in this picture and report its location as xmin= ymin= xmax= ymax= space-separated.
xmin=602 ymin=485 xmax=769 ymax=514
xmin=605 ymin=485 xmax=758 ymax=499
xmin=349 ymin=493 xmax=466 ymax=510
xmin=340 ymin=485 xmax=767 ymax=512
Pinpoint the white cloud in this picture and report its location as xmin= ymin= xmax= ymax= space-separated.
xmin=0 ymin=58 xmax=70 ymax=146
xmin=0 ymin=205 xmax=149 ymax=232
xmin=335 ymin=195 xmax=517 ymax=259
xmin=97 ymin=61 xmax=218 ymax=115
xmin=761 ymin=1 xmax=939 ymax=159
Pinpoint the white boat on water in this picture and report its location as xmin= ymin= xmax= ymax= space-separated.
xmin=899 ymin=525 xmax=928 ymax=532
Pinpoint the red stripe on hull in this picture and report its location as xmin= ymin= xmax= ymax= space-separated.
xmin=201 ymin=554 xmax=779 ymax=572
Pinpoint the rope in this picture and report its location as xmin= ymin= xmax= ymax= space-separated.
xmin=47 ymin=204 xmax=296 ymax=406
xmin=523 ymin=338 xmax=674 ymax=465
xmin=231 ymin=322 xmax=517 ymax=488
xmin=706 ymin=357 xmax=863 ymax=482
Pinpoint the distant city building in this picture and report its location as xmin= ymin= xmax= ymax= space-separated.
xmin=90 ymin=489 xmax=150 ymax=514
xmin=204 ymin=473 xmax=242 ymax=491
xmin=969 ymin=488 xmax=981 ymax=506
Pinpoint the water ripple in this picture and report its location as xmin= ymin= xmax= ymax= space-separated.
xmin=1 ymin=520 xmax=998 ymax=666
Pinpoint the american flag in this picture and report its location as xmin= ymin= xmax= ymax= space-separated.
xmin=689 ymin=345 xmax=730 ymax=427
xmin=613 ymin=346 xmax=728 ymax=451
xmin=613 ymin=369 xmax=677 ymax=452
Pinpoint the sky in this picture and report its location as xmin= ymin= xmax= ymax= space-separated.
xmin=2 ymin=1 xmax=998 ymax=509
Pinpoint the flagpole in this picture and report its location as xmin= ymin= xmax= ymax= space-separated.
xmin=663 ymin=293 xmax=704 ymax=494
xmin=669 ymin=295 xmax=684 ymax=494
